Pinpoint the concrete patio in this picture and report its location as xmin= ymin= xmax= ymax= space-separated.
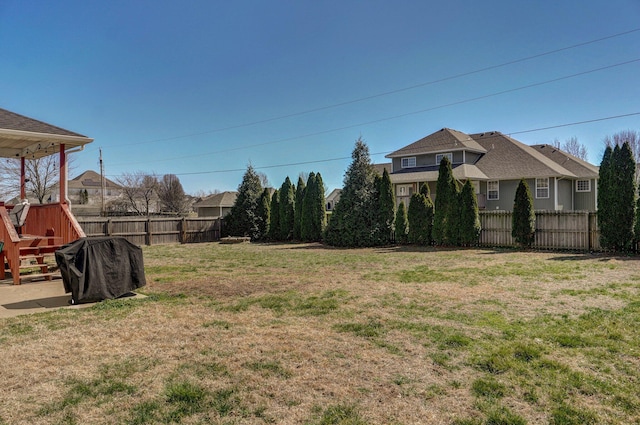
xmin=0 ymin=279 xmax=144 ymax=318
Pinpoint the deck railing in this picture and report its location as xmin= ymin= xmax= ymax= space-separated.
xmin=0 ymin=203 xmax=86 ymax=284
xmin=22 ymin=203 xmax=86 ymax=242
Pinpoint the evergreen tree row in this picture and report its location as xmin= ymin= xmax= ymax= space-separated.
xmin=222 ymin=165 xmax=326 ymax=242
xmin=267 ymin=172 xmax=327 ymax=242
xmin=395 ymin=157 xmax=480 ymax=247
xmin=598 ymin=142 xmax=637 ymax=251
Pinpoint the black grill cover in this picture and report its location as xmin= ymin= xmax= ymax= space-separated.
xmin=55 ymin=237 xmax=146 ymax=304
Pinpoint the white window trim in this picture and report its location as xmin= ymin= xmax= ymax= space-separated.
xmin=536 ymin=178 xmax=550 ymax=199
xmin=397 ymin=185 xmax=408 ymax=196
xmin=487 ymin=180 xmax=499 ymax=200
xmin=401 ymin=157 xmax=416 ymax=168
xmin=436 ymin=152 xmax=453 ymax=165
xmin=576 ymin=179 xmax=591 ymax=192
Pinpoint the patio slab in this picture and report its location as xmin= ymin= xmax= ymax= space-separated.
xmin=0 ymin=279 xmax=144 ymax=318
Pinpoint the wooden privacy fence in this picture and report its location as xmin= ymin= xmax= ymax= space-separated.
xmin=479 ymin=211 xmax=600 ymax=251
xmin=78 ymin=211 xmax=600 ymax=251
xmin=77 ymin=217 xmax=221 ymax=245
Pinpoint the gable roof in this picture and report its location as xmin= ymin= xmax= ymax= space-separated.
xmin=386 ymin=128 xmax=600 ymax=181
xmin=0 ymin=108 xmax=93 ymax=158
xmin=530 ymin=144 xmax=599 ymax=178
xmin=70 ymin=170 xmax=121 ymax=189
xmin=471 ymin=132 xmax=577 ymax=180
xmin=387 ymin=128 xmax=487 ymax=158
xmin=193 ymin=191 xmax=238 ymax=208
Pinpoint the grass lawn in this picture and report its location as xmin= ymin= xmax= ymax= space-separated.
xmin=1 ymin=242 xmax=639 ymax=425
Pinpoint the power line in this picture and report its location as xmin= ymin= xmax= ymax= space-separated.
xmin=507 ymin=112 xmax=640 ymax=135
xmin=95 ymin=27 xmax=640 ymax=150
xmin=110 ymin=57 xmax=640 ymax=167
xmin=105 ymin=111 xmax=639 ymax=178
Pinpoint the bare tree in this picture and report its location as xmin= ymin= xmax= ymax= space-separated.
xmin=604 ymin=130 xmax=640 ymax=163
xmin=257 ymin=171 xmax=270 ymax=189
xmin=157 ymin=174 xmax=190 ymax=215
xmin=552 ymin=136 xmax=588 ymax=161
xmin=115 ymin=171 xmax=159 ymax=216
xmin=192 ymin=189 xmax=220 ymax=199
xmin=0 ymin=155 xmax=77 ymax=203
xmin=604 ymin=129 xmax=640 ymax=185
xmin=0 ymin=158 xmax=20 ymax=200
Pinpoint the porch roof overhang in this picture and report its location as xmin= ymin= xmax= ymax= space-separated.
xmin=390 ymin=164 xmax=489 ymax=184
xmin=0 ymin=128 xmax=93 ymax=159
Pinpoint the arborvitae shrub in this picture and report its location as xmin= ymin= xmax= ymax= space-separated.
xmin=375 ymin=168 xmax=395 ymax=245
xmin=293 ymin=176 xmax=306 ymax=240
xmin=459 ymin=180 xmax=481 ymax=246
xmin=395 ymin=201 xmax=408 ymax=244
xmin=433 ymin=156 xmax=455 ymax=245
xmin=268 ymin=189 xmax=280 ymax=241
xmin=512 ymin=178 xmax=535 ymax=247
xmin=408 ymin=192 xmax=433 ymax=245
xmin=278 ymin=177 xmax=295 ymax=240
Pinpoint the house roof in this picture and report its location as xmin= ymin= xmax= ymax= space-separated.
xmin=392 ymin=163 xmax=489 ymax=184
xmin=387 ymin=128 xmax=487 ymax=158
xmin=530 ymin=144 xmax=599 ymax=178
xmin=371 ymin=163 xmax=391 ymax=175
xmin=387 ymin=128 xmax=598 ymax=182
xmin=471 ymin=132 xmax=577 ymax=180
xmin=0 ymin=108 xmax=93 ymax=159
xmin=193 ymin=191 xmax=238 ymax=208
xmin=69 ymin=170 xmax=121 ymax=189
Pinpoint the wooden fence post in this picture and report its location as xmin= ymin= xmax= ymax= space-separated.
xmin=146 ymin=218 xmax=151 ymax=246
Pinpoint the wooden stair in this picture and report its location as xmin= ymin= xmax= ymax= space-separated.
xmin=4 ymin=239 xmax=64 ymax=284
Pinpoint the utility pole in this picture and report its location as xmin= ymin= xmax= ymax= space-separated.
xmin=100 ymin=148 xmax=105 ymax=216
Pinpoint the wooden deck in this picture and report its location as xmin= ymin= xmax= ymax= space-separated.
xmin=0 ymin=203 xmax=85 ymax=285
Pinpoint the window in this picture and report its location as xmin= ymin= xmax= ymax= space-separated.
xmin=397 ymin=185 xmax=414 ymax=196
xmin=536 ymin=178 xmax=549 ymax=199
xmin=576 ymin=179 xmax=591 ymax=192
xmin=401 ymin=157 xmax=416 ymax=168
xmin=436 ymin=152 xmax=453 ymax=165
xmin=487 ymin=181 xmax=499 ymax=200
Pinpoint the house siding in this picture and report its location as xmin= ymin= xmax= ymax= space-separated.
xmin=393 ymin=151 xmax=475 ymax=171
xmin=574 ymin=178 xmax=597 ymax=211
xmin=465 ymin=152 xmax=482 ymax=163
xmin=532 ymin=178 xmax=556 ymax=210
xmin=556 ymin=179 xmax=573 ymax=211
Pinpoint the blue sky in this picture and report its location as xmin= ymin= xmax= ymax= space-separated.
xmin=1 ymin=1 xmax=639 ymax=195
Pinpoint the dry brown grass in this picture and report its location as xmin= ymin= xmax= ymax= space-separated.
xmin=0 ymin=242 xmax=639 ymax=425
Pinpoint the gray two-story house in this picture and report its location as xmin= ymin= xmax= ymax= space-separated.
xmin=385 ymin=128 xmax=599 ymax=211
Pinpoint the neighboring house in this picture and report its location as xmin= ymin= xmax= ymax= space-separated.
xmin=49 ymin=170 xmax=124 ymax=216
xmin=192 ymin=191 xmax=237 ymax=218
xmin=386 ymin=128 xmax=599 ymax=211
xmin=325 ymin=188 xmax=342 ymax=213
xmin=372 ymin=163 xmax=391 ymax=176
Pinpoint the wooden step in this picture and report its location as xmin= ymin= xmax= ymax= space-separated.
xmin=19 ymin=245 xmax=62 ymax=256
xmin=19 ymin=272 xmax=61 ymax=283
